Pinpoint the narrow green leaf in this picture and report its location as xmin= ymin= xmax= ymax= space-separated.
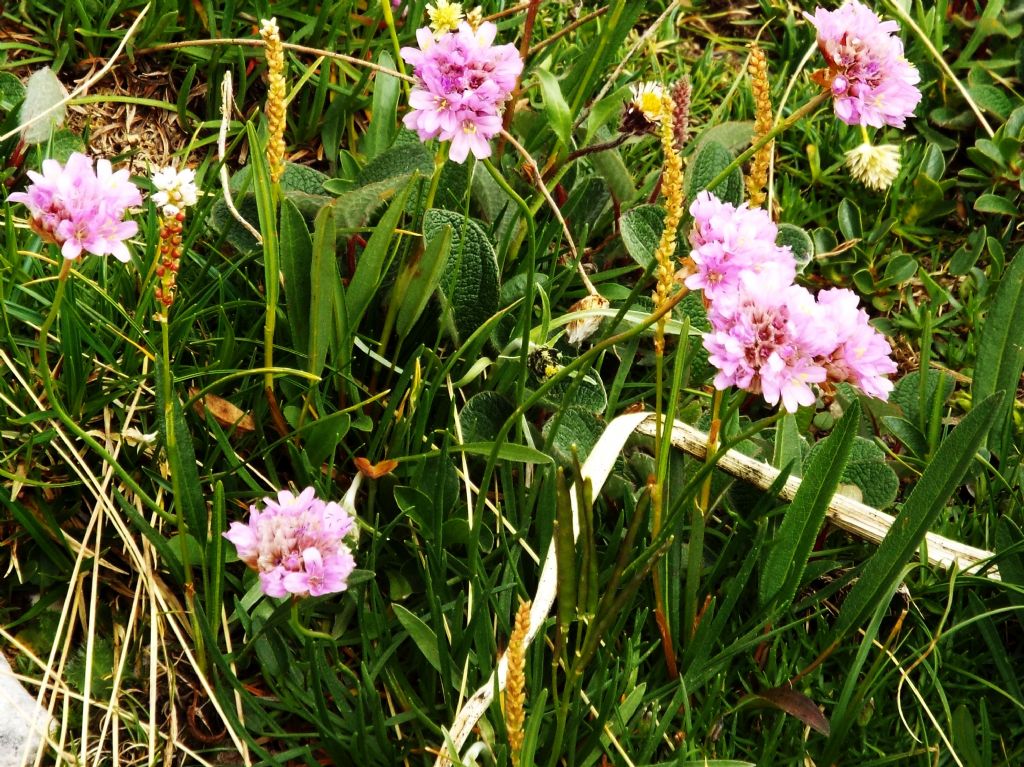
xmin=279 ymin=199 xmax=313 ymax=357
xmin=760 ymin=401 xmax=860 ymax=608
xmin=346 ymin=180 xmax=411 ymax=330
xmin=395 ymin=223 xmax=451 ymax=339
xmin=206 ymin=480 xmax=226 ymax=645
xmin=771 ymin=413 xmax=803 ymax=477
xmin=974 ymin=246 xmax=1024 ymax=452
xmin=534 ymin=68 xmax=573 ymax=147
xmin=554 ymin=468 xmax=578 ymax=640
xmin=450 ymin=441 xmax=553 ymax=464
xmin=309 ymin=204 xmax=338 ymax=378
xmin=392 ymin=603 xmax=442 ymax=673
xmin=363 ymin=52 xmax=399 ymax=159
xmin=156 ymin=359 xmax=208 ymax=543
xmin=831 ymin=393 xmax=1003 ymax=642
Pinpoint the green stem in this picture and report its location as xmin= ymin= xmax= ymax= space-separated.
xmin=472 ymin=286 xmax=692 ymax=539
xmin=423 ymin=143 xmax=448 ymax=214
xmin=379 ymin=0 xmax=409 ymax=95
xmin=704 ymin=91 xmax=830 ymax=195
xmin=686 ymin=388 xmax=722 ymax=643
xmin=290 ymin=599 xmax=335 ymax=642
xmin=36 ymin=259 xmax=170 ymax=524
xmin=483 ymin=158 xmax=537 ymax=439
xmin=160 ymin=312 xmax=205 ymax=669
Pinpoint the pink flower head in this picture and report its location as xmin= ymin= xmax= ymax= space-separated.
xmin=704 ymin=278 xmax=828 ymax=413
xmin=400 ymin=21 xmax=522 ymax=162
xmin=9 ymin=152 xmax=141 ymax=262
xmin=224 ymin=486 xmax=357 ymax=599
xmin=684 ymin=191 xmax=796 ymax=301
xmin=805 ymin=1 xmax=921 ymax=128
xmin=815 ymin=288 xmax=898 ymax=399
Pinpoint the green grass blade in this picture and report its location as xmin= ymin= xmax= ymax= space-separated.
xmin=759 ymin=400 xmax=860 ymax=609
xmin=279 ymin=198 xmax=313 ymax=360
xmin=346 ymin=180 xmax=412 ymax=331
xmin=972 ymin=245 xmax=1024 ymax=454
xmin=831 ymin=392 xmax=1004 ymax=642
xmin=395 ymin=223 xmax=451 ymax=340
xmin=309 ymin=203 xmax=338 ymax=379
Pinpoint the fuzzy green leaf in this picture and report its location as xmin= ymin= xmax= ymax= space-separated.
xmin=423 ymin=208 xmax=500 ymax=344
xmin=458 ymin=391 xmax=515 ymax=444
xmin=686 ymin=140 xmax=743 ymax=205
xmin=806 ymin=436 xmax=899 ymax=509
xmin=543 ymin=406 xmax=604 ymax=465
xmin=776 ymin=223 xmax=814 ymax=273
xmin=620 ymin=204 xmax=664 ymax=268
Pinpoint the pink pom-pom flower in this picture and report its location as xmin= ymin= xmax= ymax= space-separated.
xmin=685 ymin=191 xmax=797 ymax=302
xmin=9 ymin=152 xmax=142 ymax=262
xmin=224 ymin=486 xmax=357 ymax=598
xmin=400 ymin=21 xmax=523 ymax=162
xmin=688 ymin=191 xmax=899 ymax=411
xmin=805 ymin=0 xmax=921 ymax=129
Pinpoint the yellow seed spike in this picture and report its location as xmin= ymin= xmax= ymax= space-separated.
xmin=746 ymin=44 xmax=774 ymax=208
xmin=652 ymin=93 xmax=684 ymax=354
xmin=260 ymin=18 xmax=287 ymax=184
xmin=505 ymin=599 xmax=531 ymax=767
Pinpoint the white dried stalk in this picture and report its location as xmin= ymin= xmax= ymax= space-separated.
xmin=218 ymin=72 xmax=263 ymax=245
xmin=435 ymin=411 xmax=651 ymax=766
xmin=633 ymin=416 xmax=999 ymax=579
xmin=436 ymin=410 xmax=998 ymax=765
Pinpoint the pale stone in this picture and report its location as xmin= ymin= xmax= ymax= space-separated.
xmin=0 ymin=653 xmax=52 ymax=766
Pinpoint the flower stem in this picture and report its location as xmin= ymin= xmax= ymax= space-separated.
xmin=159 ymin=312 xmax=205 ymax=669
xmin=686 ymin=387 xmax=722 ymax=643
xmin=704 ymin=91 xmax=830 ymax=196
xmin=36 ymin=258 xmax=170 ymax=524
xmin=290 ymin=599 xmax=335 ymax=642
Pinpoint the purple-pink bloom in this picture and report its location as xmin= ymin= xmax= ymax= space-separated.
xmin=9 ymin=152 xmax=141 ymax=262
xmin=684 ymin=191 xmax=796 ymax=301
xmin=815 ymin=288 xmax=898 ymax=399
xmin=400 ymin=21 xmax=523 ymax=162
xmin=805 ymin=1 xmax=921 ymax=129
xmin=704 ymin=277 xmax=829 ymax=413
xmin=224 ymin=486 xmax=357 ymax=599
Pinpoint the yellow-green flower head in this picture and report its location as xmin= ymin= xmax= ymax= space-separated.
xmin=845 ymin=141 xmax=901 ymax=191
xmin=427 ymin=0 xmax=464 ymax=34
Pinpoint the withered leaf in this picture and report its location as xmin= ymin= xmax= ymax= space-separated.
xmin=746 ymin=686 xmax=831 ymax=736
xmin=189 ymin=388 xmax=256 ymax=434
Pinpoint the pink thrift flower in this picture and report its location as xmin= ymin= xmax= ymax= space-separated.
xmin=224 ymin=486 xmax=357 ymax=599
xmin=684 ymin=191 xmax=796 ymax=301
xmin=816 ymin=288 xmax=898 ymax=399
xmin=400 ymin=21 xmax=522 ymax=162
xmin=704 ymin=278 xmax=828 ymax=413
xmin=9 ymin=152 xmax=141 ymax=262
xmin=805 ymin=1 xmax=921 ymax=129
